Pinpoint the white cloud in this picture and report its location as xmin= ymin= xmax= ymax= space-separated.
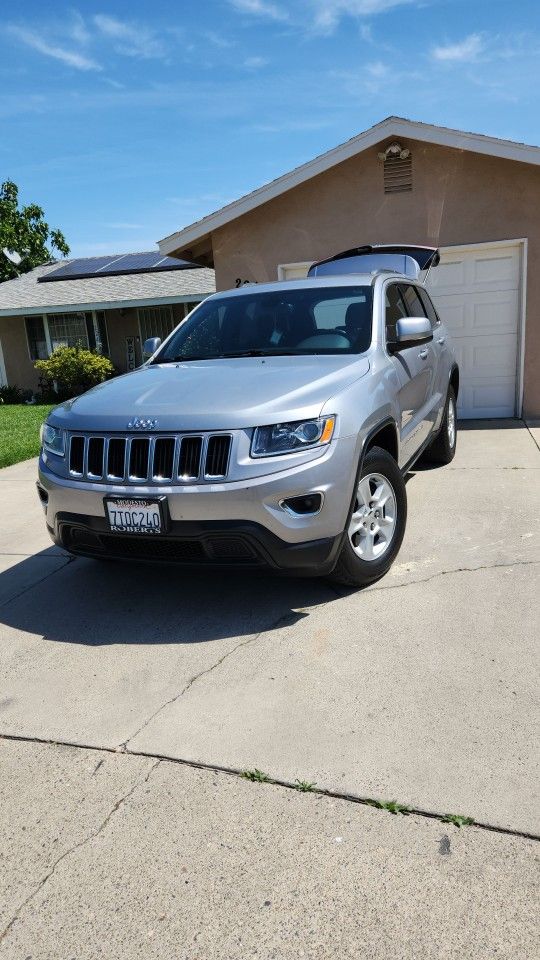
xmin=431 ymin=33 xmax=485 ymax=63
xmin=68 ymin=11 xmax=91 ymax=46
xmin=205 ymin=31 xmax=236 ymax=48
xmin=101 ymin=77 xmax=125 ymax=90
xmin=8 ymin=26 xmax=101 ymax=70
xmin=93 ymin=14 xmax=167 ymax=59
xmin=228 ymin=0 xmax=289 ymax=22
xmin=310 ymin=0 xmax=417 ymax=33
xmin=243 ymin=55 xmax=269 ymax=69
xmin=366 ymin=60 xmax=388 ymax=77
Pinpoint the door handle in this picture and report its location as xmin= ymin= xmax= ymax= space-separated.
xmin=438 ymin=337 xmax=446 ymax=345
xmin=418 ymin=349 xmax=428 ymax=359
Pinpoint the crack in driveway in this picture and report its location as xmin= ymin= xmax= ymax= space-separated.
xmin=0 ymin=555 xmax=75 ymax=610
xmin=0 ymin=757 xmax=160 ymax=945
xmin=119 ymin=610 xmax=304 ymax=750
xmin=1 ymin=733 xmax=539 ymax=845
xmin=366 ymin=558 xmax=539 ymax=594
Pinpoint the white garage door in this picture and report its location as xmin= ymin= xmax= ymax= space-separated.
xmin=427 ymin=242 xmax=522 ymax=419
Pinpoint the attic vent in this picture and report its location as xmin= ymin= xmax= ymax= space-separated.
xmin=383 ymin=154 xmax=413 ymax=194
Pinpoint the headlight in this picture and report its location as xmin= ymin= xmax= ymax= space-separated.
xmin=40 ymin=423 xmax=65 ymax=457
xmin=251 ymin=416 xmax=335 ymax=457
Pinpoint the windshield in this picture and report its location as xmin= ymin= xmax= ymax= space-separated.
xmin=154 ymin=286 xmax=373 ymax=362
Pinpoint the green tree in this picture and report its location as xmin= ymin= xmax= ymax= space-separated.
xmin=0 ymin=180 xmax=70 ymax=282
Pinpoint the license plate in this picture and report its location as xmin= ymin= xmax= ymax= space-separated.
xmin=105 ymin=498 xmax=164 ymax=535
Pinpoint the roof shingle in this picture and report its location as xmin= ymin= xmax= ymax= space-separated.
xmin=0 ymin=259 xmax=215 ymax=316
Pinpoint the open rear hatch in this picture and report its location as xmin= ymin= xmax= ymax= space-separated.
xmin=308 ymin=245 xmax=440 ymax=280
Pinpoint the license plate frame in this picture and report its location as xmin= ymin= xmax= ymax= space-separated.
xmin=104 ymin=496 xmax=168 ymax=535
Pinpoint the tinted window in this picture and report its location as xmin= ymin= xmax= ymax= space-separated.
xmin=385 ymin=284 xmax=408 ymax=343
xmin=400 ymin=284 xmax=427 ymax=319
xmin=156 ymin=286 xmax=373 ymax=360
xmin=418 ymin=288 xmax=440 ymax=329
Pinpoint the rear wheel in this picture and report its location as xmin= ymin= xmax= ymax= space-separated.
xmin=424 ymin=386 xmax=457 ymax=465
xmin=330 ymin=446 xmax=407 ymax=588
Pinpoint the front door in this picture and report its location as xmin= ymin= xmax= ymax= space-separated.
xmin=385 ymin=283 xmax=435 ymax=466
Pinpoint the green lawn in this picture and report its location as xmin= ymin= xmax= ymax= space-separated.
xmin=0 ymin=404 xmax=55 ymax=469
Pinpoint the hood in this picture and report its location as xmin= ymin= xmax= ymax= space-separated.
xmin=49 ymin=355 xmax=370 ymax=432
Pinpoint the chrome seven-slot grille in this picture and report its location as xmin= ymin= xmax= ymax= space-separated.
xmin=68 ymin=433 xmax=232 ymax=484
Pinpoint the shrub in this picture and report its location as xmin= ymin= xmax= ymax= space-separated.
xmin=35 ymin=346 xmax=115 ymax=399
xmin=0 ymin=384 xmax=25 ymax=404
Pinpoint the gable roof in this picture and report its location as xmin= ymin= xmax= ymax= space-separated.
xmin=0 ymin=256 xmax=215 ymax=317
xmin=158 ymin=116 xmax=540 ymax=258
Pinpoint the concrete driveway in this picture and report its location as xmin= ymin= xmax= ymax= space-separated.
xmin=0 ymin=421 xmax=538 ymax=958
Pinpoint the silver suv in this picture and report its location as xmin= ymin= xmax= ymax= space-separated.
xmin=38 ymin=245 xmax=458 ymax=587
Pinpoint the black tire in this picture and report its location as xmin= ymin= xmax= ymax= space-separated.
xmin=423 ymin=386 xmax=457 ymax=465
xmin=330 ymin=445 xmax=407 ymax=588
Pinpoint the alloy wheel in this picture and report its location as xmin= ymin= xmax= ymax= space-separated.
xmin=348 ymin=472 xmax=397 ymax=562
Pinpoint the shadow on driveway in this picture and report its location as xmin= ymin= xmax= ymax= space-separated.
xmin=0 ymin=548 xmax=338 ymax=647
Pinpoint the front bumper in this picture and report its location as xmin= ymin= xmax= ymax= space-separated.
xmin=38 ymin=436 xmax=358 ymax=574
xmin=49 ymin=513 xmax=342 ymax=574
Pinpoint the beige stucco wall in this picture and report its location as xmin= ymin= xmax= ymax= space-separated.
xmin=0 ymin=315 xmax=39 ymax=392
xmin=0 ymin=303 xmax=195 ymax=393
xmin=210 ymin=140 xmax=540 ymax=417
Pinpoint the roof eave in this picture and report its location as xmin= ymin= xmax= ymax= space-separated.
xmin=0 ymin=291 xmax=213 ymax=318
xmin=158 ymin=116 xmax=540 ymax=258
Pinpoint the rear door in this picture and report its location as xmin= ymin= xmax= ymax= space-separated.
xmin=385 ymin=282 xmax=433 ymax=464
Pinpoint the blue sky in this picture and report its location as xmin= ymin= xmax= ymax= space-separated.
xmin=2 ymin=0 xmax=539 ymax=258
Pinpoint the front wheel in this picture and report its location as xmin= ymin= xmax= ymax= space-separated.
xmin=330 ymin=445 xmax=407 ymax=588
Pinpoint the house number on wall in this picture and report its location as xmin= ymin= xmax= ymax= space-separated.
xmin=235 ymin=278 xmax=258 ymax=287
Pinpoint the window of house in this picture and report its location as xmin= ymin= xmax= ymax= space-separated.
xmin=47 ymin=312 xmax=89 ymax=351
xmin=25 ymin=316 xmax=48 ymax=361
xmin=138 ymin=305 xmax=176 ymax=344
xmin=26 ymin=311 xmax=109 ymax=363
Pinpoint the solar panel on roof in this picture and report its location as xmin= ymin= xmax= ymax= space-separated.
xmin=40 ymin=256 xmax=115 ymax=281
xmin=38 ymin=251 xmax=201 ymax=283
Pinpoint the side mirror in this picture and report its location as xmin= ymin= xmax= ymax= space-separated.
xmin=391 ymin=317 xmax=433 ymax=351
xmin=142 ymin=337 xmax=161 ymax=361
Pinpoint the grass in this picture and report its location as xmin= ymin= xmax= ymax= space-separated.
xmin=0 ymin=404 xmax=54 ymax=469
xmin=241 ymin=769 xmax=271 ymax=783
xmin=294 ymin=780 xmax=317 ymax=792
xmin=442 ymin=813 xmax=475 ymax=828
xmin=365 ymin=799 xmax=412 ymax=816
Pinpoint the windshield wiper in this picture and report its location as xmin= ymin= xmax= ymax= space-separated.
xmin=156 ymin=355 xmax=215 ymax=363
xmin=215 ymin=349 xmax=297 ymax=358
xmin=165 ymin=350 xmax=297 ymax=362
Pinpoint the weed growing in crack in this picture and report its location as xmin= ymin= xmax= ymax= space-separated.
xmin=294 ymin=780 xmax=317 ymax=792
xmin=365 ymin=799 xmax=412 ymax=816
xmin=241 ymin=769 xmax=271 ymax=783
xmin=442 ymin=813 xmax=475 ymax=828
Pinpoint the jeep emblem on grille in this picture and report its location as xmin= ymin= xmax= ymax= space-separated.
xmin=127 ymin=417 xmax=159 ymax=430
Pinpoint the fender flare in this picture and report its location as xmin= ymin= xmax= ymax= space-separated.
xmin=331 ymin=416 xmax=402 ymax=567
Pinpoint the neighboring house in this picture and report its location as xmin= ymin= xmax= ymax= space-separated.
xmin=0 ymin=251 xmax=215 ymax=392
xmin=158 ymin=116 xmax=540 ymax=420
